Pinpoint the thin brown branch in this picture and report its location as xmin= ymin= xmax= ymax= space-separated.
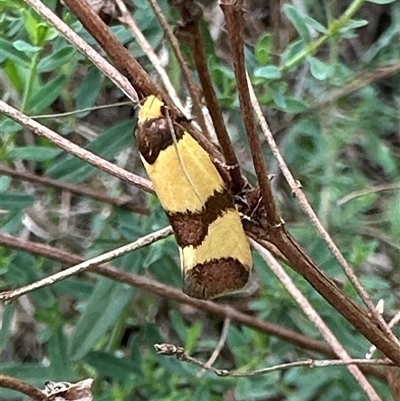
xmin=23 ymin=0 xmax=138 ymax=103
xmin=0 ymin=165 xmax=148 ymax=214
xmin=148 ymin=0 xmax=209 ymax=139
xmin=220 ymin=0 xmax=280 ymax=226
xmin=0 ymin=375 xmax=46 ymax=401
xmin=0 ymin=234 xmax=388 ymax=381
xmin=252 ymin=240 xmax=383 ymax=401
xmin=338 ymin=183 xmax=400 ymax=206
xmin=312 ymin=61 xmax=400 ymax=111
xmin=114 ymin=0 xmax=184 ymax=112
xmin=155 ymin=343 xmax=394 ymax=377
xmin=385 ymin=366 xmax=400 ymax=401
xmin=31 ymin=101 xmax=132 ymax=119
xmin=0 ymin=227 xmax=172 ymax=302
xmin=246 ymin=78 xmax=400 ymax=361
xmin=197 ymin=317 xmax=231 ymax=378
xmin=172 ymin=0 xmax=245 ymax=193
xmin=0 ymin=101 xmax=153 ymax=193
xmin=61 ymin=0 xmax=162 ymax=100
xmin=33 ymin=0 xmax=224 ymax=182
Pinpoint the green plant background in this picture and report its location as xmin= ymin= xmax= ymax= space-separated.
xmin=1 ymin=0 xmax=399 ymax=400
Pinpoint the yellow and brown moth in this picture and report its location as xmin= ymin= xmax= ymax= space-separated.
xmin=135 ymin=96 xmax=252 ymax=299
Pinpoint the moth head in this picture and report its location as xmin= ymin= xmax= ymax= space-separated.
xmin=138 ymin=95 xmax=164 ymax=122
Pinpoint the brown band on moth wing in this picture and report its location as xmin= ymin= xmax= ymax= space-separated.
xmin=167 ymin=188 xmax=235 ymax=247
xmin=183 ymin=257 xmax=250 ymax=299
xmin=136 ymin=117 xmax=184 ymax=165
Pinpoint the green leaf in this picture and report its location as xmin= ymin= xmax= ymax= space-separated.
xmin=270 ymin=84 xmax=287 ymax=109
xmin=0 ymin=117 xmax=22 ymax=134
xmin=254 ymin=65 xmax=282 ymax=80
xmin=13 ymin=39 xmax=41 ymax=53
xmin=283 ymin=97 xmax=308 ymax=113
xmin=75 ymin=67 xmax=102 ymax=115
xmin=0 ymin=37 xmax=30 ymax=65
xmin=307 ymin=56 xmax=331 ymax=80
xmin=0 ymin=176 xmax=12 ymax=192
xmin=0 ymin=192 xmax=34 ymax=209
xmin=46 ymin=119 xmax=133 ymax=183
xmin=38 ymin=45 xmax=76 ymax=72
xmin=283 ymin=4 xmax=311 ymax=42
xmin=27 ymin=74 xmax=68 ymax=114
xmin=280 ymin=39 xmax=305 ymax=66
xmin=47 ymin=326 xmax=75 ymax=380
xmin=185 ymin=321 xmax=203 ymax=354
xmin=0 ymin=304 xmax=15 ymax=352
xmin=69 ymin=278 xmax=135 ymax=360
xmin=84 ymin=351 xmax=141 ymax=380
xmin=303 ymin=16 xmax=329 ymax=34
xmin=255 ymin=33 xmax=273 ymax=65
xmin=339 ymin=19 xmax=368 ymax=34
xmin=367 ymin=0 xmax=396 ymax=3
xmin=8 ymin=146 xmax=62 ymax=161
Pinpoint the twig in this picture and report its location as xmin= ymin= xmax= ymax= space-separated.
xmin=114 ymin=0 xmax=184 ymax=112
xmin=367 ymin=311 xmax=400 ymax=360
xmin=155 ymin=343 xmax=393 ymax=377
xmin=0 ymin=101 xmax=153 ymax=193
xmin=23 ymin=0 xmax=137 ymax=103
xmin=0 ymin=227 xmax=172 ymax=302
xmin=220 ymin=0 xmax=280 ymax=226
xmin=61 ymin=0 xmax=162 ymax=99
xmin=338 ymin=183 xmax=400 ymax=206
xmin=0 ymin=375 xmax=45 ymax=401
xmin=0 ymin=165 xmax=148 ymax=214
xmin=197 ymin=317 xmax=231 ymax=378
xmin=30 ymin=101 xmax=132 ymax=119
xmin=0 ymin=233 xmax=388 ymax=381
xmin=273 ymin=61 xmax=400 ymax=138
xmin=173 ymin=0 xmax=245 ymax=193
xmin=246 ymin=75 xmax=400 ymax=357
xmin=251 ymin=240 xmax=383 ymax=401
xmin=148 ymin=0 xmax=209 ymax=139
xmin=280 ymin=0 xmax=368 ymax=72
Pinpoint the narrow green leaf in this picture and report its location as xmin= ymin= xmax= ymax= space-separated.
xmin=13 ymin=39 xmax=41 ymax=53
xmin=69 ymin=278 xmax=134 ymax=360
xmin=27 ymin=74 xmax=67 ymax=114
xmin=270 ymin=86 xmax=287 ymax=109
xmin=280 ymin=39 xmax=305 ymax=66
xmin=367 ymin=0 xmax=396 ymax=4
xmin=48 ymin=326 xmax=75 ymax=380
xmin=75 ymin=68 xmax=102 ymax=114
xmin=283 ymin=97 xmax=308 ymax=113
xmin=0 ymin=118 xmax=22 ymax=134
xmin=185 ymin=321 xmax=203 ymax=354
xmin=339 ymin=19 xmax=368 ymax=34
xmin=84 ymin=351 xmax=140 ymax=380
xmin=46 ymin=119 xmax=133 ymax=183
xmin=0 ymin=192 xmax=34 ymax=209
xmin=0 ymin=176 xmax=12 ymax=192
xmin=8 ymin=146 xmax=62 ymax=161
xmin=38 ymin=45 xmax=76 ymax=72
xmin=254 ymin=65 xmax=282 ymax=80
xmin=307 ymin=56 xmax=331 ymax=80
xmin=0 ymin=38 xmax=30 ymax=65
xmin=283 ymin=4 xmax=311 ymax=42
xmin=0 ymin=304 xmax=15 ymax=352
xmin=303 ymin=16 xmax=329 ymax=34
xmin=255 ymin=33 xmax=272 ymax=65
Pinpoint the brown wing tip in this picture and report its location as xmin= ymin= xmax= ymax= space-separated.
xmin=183 ymin=258 xmax=250 ymax=300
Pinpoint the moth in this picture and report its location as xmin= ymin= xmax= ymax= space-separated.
xmin=135 ymin=96 xmax=252 ymax=299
